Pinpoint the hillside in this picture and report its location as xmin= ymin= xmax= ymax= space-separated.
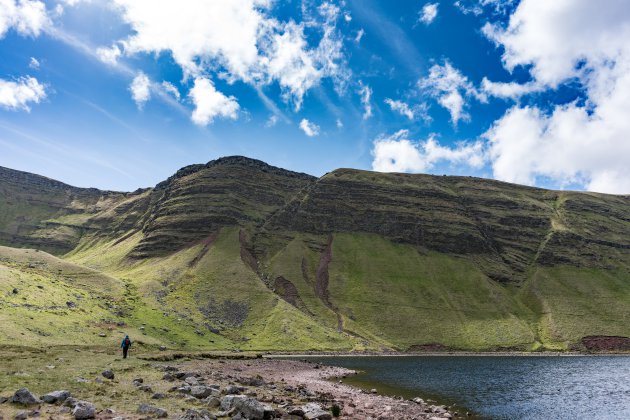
xmin=1 ymin=156 xmax=629 ymax=352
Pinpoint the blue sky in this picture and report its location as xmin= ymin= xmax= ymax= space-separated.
xmin=1 ymin=0 xmax=630 ymax=194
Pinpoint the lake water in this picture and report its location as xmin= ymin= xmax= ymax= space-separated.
xmin=304 ymin=355 xmax=630 ymax=419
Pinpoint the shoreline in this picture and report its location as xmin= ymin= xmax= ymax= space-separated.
xmin=266 ymin=351 xmax=630 ymax=357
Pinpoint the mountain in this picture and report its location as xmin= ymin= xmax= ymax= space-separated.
xmin=1 ymin=156 xmax=629 ymax=352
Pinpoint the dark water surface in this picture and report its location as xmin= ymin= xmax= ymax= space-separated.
xmin=302 ymin=355 xmax=630 ymax=419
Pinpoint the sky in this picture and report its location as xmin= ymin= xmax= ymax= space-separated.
xmin=1 ymin=0 xmax=630 ymax=194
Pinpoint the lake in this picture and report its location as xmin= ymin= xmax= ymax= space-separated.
xmin=303 ymin=355 xmax=630 ymax=419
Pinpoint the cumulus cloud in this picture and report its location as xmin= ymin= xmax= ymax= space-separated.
xmin=299 ymin=118 xmax=320 ymax=137
xmin=419 ymin=61 xmax=485 ymax=125
xmin=189 ymin=76 xmax=239 ymax=126
xmin=384 ymin=98 xmax=414 ymax=120
xmin=0 ymin=76 xmax=46 ymax=111
xmin=419 ymin=3 xmax=438 ymax=25
xmin=372 ymin=129 xmax=485 ymax=173
xmin=481 ymin=0 xmax=630 ymax=193
xmin=129 ymin=72 xmax=150 ymax=109
xmin=106 ymin=0 xmax=349 ymax=112
xmin=0 ymin=0 xmax=49 ymax=38
xmin=480 ymin=78 xmax=543 ymax=99
xmin=358 ymin=82 xmax=372 ymax=120
xmin=96 ymin=44 xmax=121 ymax=65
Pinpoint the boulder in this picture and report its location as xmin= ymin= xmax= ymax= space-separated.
xmin=221 ymin=395 xmax=247 ymax=411
xmin=10 ymin=388 xmax=40 ymax=405
xmin=191 ymin=386 xmax=213 ymax=399
xmin=232 ymin=397 xmax=269 ymax=420
xmin=223 ymin=385 xmax=241 ymax=395
xmin=41 ymin=390 xmax=71 ymax=404
xmin=205 ymin=396 xmax=221 ymax=408
xmin=302 ymin=403 xmax=332 ymax=420
xmin=14 ymin=410 xmax=29 ymax=420
xmin=72 ymin=401 xmax=96 ymax=419
xmin=101 ymin=370 xmax=114 ymax=380
xmin=177 ymin=409 xmax=217 ymax=420
xmin=137 ymin=404 xmax=168 ymax=418
xmin=151 ymin=393 xmax=166 ymax=400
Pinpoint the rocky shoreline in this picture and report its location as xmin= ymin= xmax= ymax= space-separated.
xmin=0 ymin=356 xmax=457 ymax=419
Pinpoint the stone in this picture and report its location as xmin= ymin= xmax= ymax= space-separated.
xmin=159 ymin=346 xmax=167 ymax=351
xmin=10 ymin=389 xmax=40 ymax=405
xmin=133 ymin=378 xmax=144 ymax=384
xmin=72 ymin=401 xmax=96 ymax=419
xmin=137 ymin=404 xmax=168 ymax=418
xmin=205 ymin=396 xmax=221 ymax=408
xmin=101 ymin=370 xmax=114 ymax=380
xmin=191 ymin=386 xmax=213 ymax=399
xmin=185 ymin=376 xmax=199 ymax=385
xmin=162 ymin=373 xmax=175 ymax=381
xmin=151 ymin=393 xmax=166 ymax=400
xmin=138 ymin=385 xmax=153 ymax=393
xmin=0 ymin=396 xmax=8 ymax=404
xmin=41 ymin=390 xmax=71 ymax=404
xmin=302 ymin=403 xmax=332 ymax=420
xmin=221 ymin=395 xmax=247 ymax=411
xmin=223 ymin=385 xmax=241 ymax=395
xmin=14 ymin=411 xmax=28 ymax=420
xmin=177 ymin=409 xmax=217 ymax=420
xmin=231 ymin=397 xmax=270 ymax=420
xmin=63 ymin=398 xmax=78 ymax=408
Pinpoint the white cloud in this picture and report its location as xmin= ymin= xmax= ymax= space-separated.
xmin=344 ymin=13 xmax=351 ymax=22
xmin=129 ymin=72 xmax=150 ymax=109
xmin=299 ymin=118 xmax=320 ymax=137
xmin=0 ymin=0 xmax=49 ymax=38
xmin=161 ymin=81 xmax=180 ymax=100
xmin=28 ymin=56 xmax=39 ymax=69
xmin=419 ymin=3 xmax=438 ymax=25
xmin=336 ymin=118 xmax=343 ymax=128
xmin=372 ymin=129 xmax=485 ymax=173
xmin=189 ymin=76 xmax=239 ymax=126
xmin=481 ymin=0 xmax=630 ymax=193
xmin=419 ymin=61 xmax=485 ymax=125
xmin=355 ymin=28 xmax=364 ymax=43
xmin=96 ymin=44 xmax=121 ymax=65
xmin=108 ymin=0 xmax=349 ymax=112
xmin=0 ymin=76 xmax=46 ymax=111
xmin=264 ymin=114 xmax=278 ymax=127
xmin=358 ymin=82 xmax=372 ymax=120
xmin=384 ymin=98 xmax=414 ymax=120
xmin=480 ymin=78 xmax=543 ymax=99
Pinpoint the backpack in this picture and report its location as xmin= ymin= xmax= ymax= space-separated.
xmin=124 ymin=337 xmax=131 ymax=347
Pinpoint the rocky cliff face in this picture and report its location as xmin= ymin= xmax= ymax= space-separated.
xmin=2 ymin=158 xmax=629 ymax=275
xmin=0 ymin=166 xmax=133 ymax=254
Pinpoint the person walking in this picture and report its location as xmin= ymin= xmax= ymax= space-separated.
xmin=121 ymin=335 xmax=132 ymax=359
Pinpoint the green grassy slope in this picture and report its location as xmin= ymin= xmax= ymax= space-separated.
xmin=1 ymin=158 xmax=629 ymax=351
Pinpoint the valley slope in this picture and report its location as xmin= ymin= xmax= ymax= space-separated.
xmin=1 ymin=156 xmax=629 ymax=352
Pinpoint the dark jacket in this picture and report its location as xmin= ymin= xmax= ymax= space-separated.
xmin=121 ymin=336 xmax=132 ymax=348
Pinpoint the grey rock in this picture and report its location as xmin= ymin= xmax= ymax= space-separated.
xmin=232 ymin=397 xmax=272 ymax=420
xmin=205 ymin=396 xmax=221 ymax=408
xmin=137 ymin=404 xmax=168 ymax=418
xmin=133 ymin=378 xmax=144 ymax=384
xmin=63 ymin=397 xmax=78 ymax=408
xmin=151 ymin=393 xmax=166 ymax=400
xmin=14 ymin=411 xmax=29 ymax=420
xmin=223 ymin=385 xmax=241 ymax=395
xmin=302 ymin=403 xmax=332 ymax=420
xmin=0 ymin=396 xmax=8 ymax=404
xmin=177 ymin=409 xmax=216 ymax=420
xmin=191 ymin=386 xmax=213 ymax=399
xmin=101 ymin=370 xmax=114 ymax=380
xmin=138 ymin=385 xmax=153 ymax=393
xmin=162 ymin=373 xmax=175 ymax=381
xmin=72 ymin=401 xmax=96 ymax=419
xmin=41 ymin=390 xmax=71 ymax=404
xmin=10 ymin=388 xmax=40 ymax=405
xmin=221 ymin=395 xmax=247 ymax=411
xmin=185 ymin=376 xmax=199 ymax=385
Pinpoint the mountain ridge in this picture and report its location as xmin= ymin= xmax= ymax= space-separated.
xmin=1 ymin=156 xmax=629 ymax=352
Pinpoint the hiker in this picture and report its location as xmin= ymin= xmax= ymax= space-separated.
xmin=121 ymin=335 xmax=132 ymax=358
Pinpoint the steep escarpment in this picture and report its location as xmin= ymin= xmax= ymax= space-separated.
xmin=0 ymin=166 xmax=135 ymax=254
xmin=1 ymin=157 xmax=630 ymax=351
xmin=129 ymin=156 xmax=315 ymax=257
